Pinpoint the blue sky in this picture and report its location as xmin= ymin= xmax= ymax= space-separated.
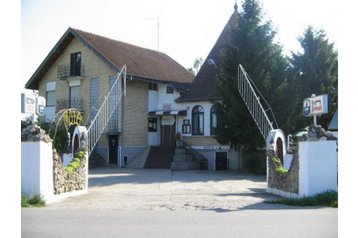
xmin=21 ymin=0 xmax=339 ymax=88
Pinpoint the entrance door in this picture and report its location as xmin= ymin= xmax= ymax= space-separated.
xmin=108 ymin=135 xmax=118 ymax=164
xmin=161 ymin=124 xmax=176 ymax=146
xmin=216 ymin=152 xmax=228 ymax=170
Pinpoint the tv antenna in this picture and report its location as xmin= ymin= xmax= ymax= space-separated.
xmin=146 ymin=17 xmax=160 ymax=51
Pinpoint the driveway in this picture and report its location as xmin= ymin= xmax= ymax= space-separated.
xmin=47 ymin=168 xmax=280 ymax=211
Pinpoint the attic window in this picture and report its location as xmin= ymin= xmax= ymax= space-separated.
xmin=149 ymin=83 xmax=158 ymax=91
xmin=70 ymin=52 xmax=81 ymax=76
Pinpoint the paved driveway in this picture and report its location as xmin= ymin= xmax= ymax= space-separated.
xmin=47 ymin=168 xmax=280 ymax=211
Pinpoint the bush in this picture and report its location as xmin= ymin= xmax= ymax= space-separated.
xmin=21 ymin=194 xmax=46 ymax=207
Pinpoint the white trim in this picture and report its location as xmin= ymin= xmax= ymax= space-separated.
xmin=69 ymin=78 xmax=81 ymax=87
xmin=191 ymin=146 xmax=230 ymax=150
xmin=170 ymin=110 xmax=179 ymax=115
xmin=156 ymin=111 xmax=164 ymax=115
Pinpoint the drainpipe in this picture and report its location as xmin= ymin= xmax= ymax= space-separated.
xmin=120 ymin=72 xmax=127 ymax=167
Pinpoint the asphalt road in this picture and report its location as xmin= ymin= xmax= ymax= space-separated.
xmin=22 ymin=208 xmax=337 ymax=238
xmin=21 ymin=169 xmax=338 ymax=237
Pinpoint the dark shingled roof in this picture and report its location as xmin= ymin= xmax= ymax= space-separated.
xmin=25 ymin=28 xmax=194 ymax=90
xmin=177 ymin=10 xmax=238 ymax=102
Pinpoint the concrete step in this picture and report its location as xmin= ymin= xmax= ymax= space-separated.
xmin=174 ymin=147 xmax=186 ymax=155
xmin=172 ymin=154 xmax=193 ymax=162
xmin=171 ymin=161 xmax=199 ymax=170
xmin=125 ymin=147 xmax=150 ymax=169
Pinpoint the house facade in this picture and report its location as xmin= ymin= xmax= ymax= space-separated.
xmin=25 ymin=6 xmax=243 ymax=170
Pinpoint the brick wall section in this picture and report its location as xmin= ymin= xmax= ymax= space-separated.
xmin=38 ymin=38 xmax=121 ymax=147
xmin=123 ymin=80 xmax=148 ymax=146
xmin=37 ymin=37 xmax=149 ymax=149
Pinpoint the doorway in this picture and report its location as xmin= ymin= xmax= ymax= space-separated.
xmin=161 ymin=124 xmax=176 ymax=146
xmin=108 ymin=135 xmax=118 ymax=164
xmin=276 ymin=137 xmax=283 ymax=164
xmin=215 ymin=152 xmax=228 ymax=170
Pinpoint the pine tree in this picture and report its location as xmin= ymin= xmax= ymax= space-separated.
xmin=214 ymin=0 xmax=289 ymax=149
xmin=289 ymin=26 xmax=338 ymax=130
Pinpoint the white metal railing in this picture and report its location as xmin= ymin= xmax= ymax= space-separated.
xmin=237 ymin=64 xmax=278 ymax=140
xmin=87 ymin=65 xmax=127 ymax=155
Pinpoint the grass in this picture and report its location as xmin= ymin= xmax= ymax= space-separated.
xmin=266 ymin=190 xmax=338 ymax=208
xmin=21 ymin=194 xmax=46 ymax=207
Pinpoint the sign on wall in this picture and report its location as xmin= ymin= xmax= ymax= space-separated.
xmin=161 ymin=116 xmax=175 ymax=125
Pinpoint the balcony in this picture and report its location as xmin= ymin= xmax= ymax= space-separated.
xmin=57 ymin=64 xmax=85 ymax=79
xmin=56 ymin=98 xmax=84 ymax=113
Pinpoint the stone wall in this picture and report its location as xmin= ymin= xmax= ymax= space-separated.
xmin=53 ymin=149 xmax=87 ymax=194
xmin=267 ymin=149 xmax=299 ymax=194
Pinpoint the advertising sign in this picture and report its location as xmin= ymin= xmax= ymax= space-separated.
xmin=303 ymin=94 xmax=328 ymax=117
xmin=23 ymin=94 xmax=36 ymax=114
xmin=303 ymin=98 xmax=312 ymax=117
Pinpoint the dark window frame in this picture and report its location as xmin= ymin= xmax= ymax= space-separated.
xmin=210 ymin=106 xmax=217 ymax=135
xmin=70 ymin=52 xmax=81 ymax=76
xmin=192 ymin=105 xmax=204 ymax=135
xmin=166 ymin=86 xmax=174 ymax=94
xmin=148 ymin=117 xmax=158 ymax=132
xmin=149 ymin=83 xmax=158 ymax=91
xmin=182 ymin=119 xmax=191 ymax=134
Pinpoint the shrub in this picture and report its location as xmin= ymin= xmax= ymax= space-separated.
xmin=21 ymin=194 xmax=46 ymax=207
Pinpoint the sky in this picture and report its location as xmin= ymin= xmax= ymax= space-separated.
xmin=21 ymin=0 xmax=339 ymax=90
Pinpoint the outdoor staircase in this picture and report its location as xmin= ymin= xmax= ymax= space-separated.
xmin=171 ymin=147 xmax=199 ymax=170
xmin=144 ymin=146 xmax=174 ymax=169
xmin=86 ymin=65 xmax=127 ymax=156
xmin=237 ymin=64 xmax=278 ymax=140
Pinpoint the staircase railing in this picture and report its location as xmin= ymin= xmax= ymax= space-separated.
xmin=87 ymin=65 xmax=127 ymax=155
xmin=237 ymin=64 xmax=278 ymax=140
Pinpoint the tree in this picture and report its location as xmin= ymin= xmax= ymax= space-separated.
xmin=288 ymin=26 xmax=338 ymax=130
xmin=214 ymin=0 xmax=289 ymax=149
xmin=188 ymin=57 xmax=204 ymax=75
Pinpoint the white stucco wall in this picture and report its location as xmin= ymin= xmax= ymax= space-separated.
xmin=22 ymin=140 xmax=89 ymax=204
xmin=21 ymin=141 xmax=53 ymax=202
xmin=178 ymin=101 xmax=214 ymax=136
xmin=298 ymin=140 xmax=338 ymax=197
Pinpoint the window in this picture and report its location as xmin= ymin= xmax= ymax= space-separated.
xmin=149 ymin=83 xmax=158 ymax=91
xmin=46 ymin=91 xmax=55 ymax=107
xmin=192 ymin=105 xmax=204 ymax=135
xmin=210 ymin=106 xmax=217 ymax=135
xmin=69 ymin=85 xmax=80 ymax=108
xmin=148 ymin=118 xmax=158 ymax=132
xmin=182 ymin=119 xmax=191 ymax=134
xmin=70 ymin=52 xmax=81 ymax=76
xmin=166 ymin=86 xmax=174 ymax=94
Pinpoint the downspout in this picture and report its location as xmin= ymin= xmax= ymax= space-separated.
xmin=120 ymin=72 xmax=127 ymax=167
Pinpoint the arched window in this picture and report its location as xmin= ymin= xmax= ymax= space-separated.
xmin=210 ymin=106 xmax=217 ymax=135
xmin=192 ymin=105 xmax=204 ymax=135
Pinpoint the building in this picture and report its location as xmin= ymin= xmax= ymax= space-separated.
xmin=25 ymin=5 xmax=243 ymax=170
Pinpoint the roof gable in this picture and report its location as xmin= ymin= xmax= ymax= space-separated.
xmin=25 ymin=28 xmax=194 ymax=89
xmin=177 ymin=10 xmax=238 ymax=102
